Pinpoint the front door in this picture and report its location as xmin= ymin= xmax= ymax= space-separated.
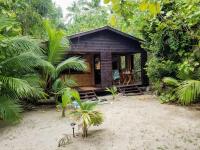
xmin=94 ymin=55 xmax=101 ymax=85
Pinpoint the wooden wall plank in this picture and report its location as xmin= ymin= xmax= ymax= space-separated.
xmin=100 ymin=52 xmax=112 ymax=87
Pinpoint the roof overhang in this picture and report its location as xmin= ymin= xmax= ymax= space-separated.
xmin=68 ymin=26 xmax=144 ymax=43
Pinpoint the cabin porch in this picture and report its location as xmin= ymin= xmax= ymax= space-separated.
xmin=76 ymin=83 xmax=144 ymax=100
xmin=67 ymin=52 xmax=146 ymax=88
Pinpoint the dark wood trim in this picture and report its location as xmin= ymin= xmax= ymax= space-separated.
xmin=100 ymin=52 xmax=112 ymax=87
xmin=141 ymin=52 xmax=149 ymax=86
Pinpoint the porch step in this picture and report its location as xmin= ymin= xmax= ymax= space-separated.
xmin=118 ymin=85 xmax=143 ymax=96
xmin=77 ymin=90 xmax=98 ymax=101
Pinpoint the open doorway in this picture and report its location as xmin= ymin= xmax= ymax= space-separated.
xmin=112 ymin=54 xmax=142 ymax=85
xmin=94 ymin=55 xmax=101 ymax=85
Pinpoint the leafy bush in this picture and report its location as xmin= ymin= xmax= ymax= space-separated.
xmin=146 ymin=57 xmax=177 ymax=83
xmin=177 ymin=80 xmax=200 ymax=105
xmin=163 ymin=77 xmax=200 ymax=105
xmin=70 ymin=92 xmax=103 ymax=138
xmin=105 ymin=86 xmax=118 ymax=100
xmin=159 ymin=93 xmax=177 ymax=104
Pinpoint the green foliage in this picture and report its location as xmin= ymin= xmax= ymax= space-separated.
xmin=1 ymin=0 xmax=63 ymax=37
xmin=0 ymin=96 xmax=22 ymax=123
xmin=159 ymin=92 xmax=177 ymax=104
xmin=163 ymin=77 xmax=179 ymax=87
xmin=55 ymin=57 xmax=87 ymax=78
xmin=107 ymin=0 xmax=200 ymax=105
xmin=65 ymin=0 xmax=109 ymax=35
xmin=52 ymin=77 xmax=77 ymax=93
xmin=58 ymin=88 xmax=79 ymax=117
xmin=177 ymin=80 xmax=200 ymax=105
xmin=0 ymin=36 xmax=51 ymax=123
xmin=71 ymin=98 xmax=103 ymax=137
xmin=43 ymin=20 xmax=67 ymax=65
xmin=105 ymin=86 xmax=118 ymax=100
xmin=0 ymin=0 xmax=87 ymax=124
xmin=146 ymin=57 xmax=177 ymax=83
xmin=56 ymin=87 xmax=104 ymax=137
xmin=163 ymin=77 xmax=200 ymax=105
xmin=42 ymin=20 xmax=87 ymax=93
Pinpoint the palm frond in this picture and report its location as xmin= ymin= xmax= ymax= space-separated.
xmin=81 ymin=101 xmax=97 ymax=111
xmin=22 ymin=74 xmax=47 ymax=99
xmin=0 ymin=75 xmax=34 ymax=98
xmin=52 ymin=77 xmax=77 ymax=93
xmin=61 ymin=88 xmax=73 ymax=108
xmin=0 ymin=16 xmax=19 ymax=32
xmin=0 ymin=96 xmax=21 ymax=123
xmin=1 ymin=51 xmax=55 ymax=75
xmin=0 ymin=36 xmax=43 ymax=57
xmin=43 ymin=20 xmax=68 ymax=64
xmin=55 ymin=57 xmax=87 ymax=77
xmin=163 ymin=77 xmax=180 ymax=87
xmin=62 ymin=75 xmax=77 ymax=87
xmin=70 ymin=89 xmax=80 ymax=101
xmin=89 ymin=111 xmax=103 ymax=126
xmin=177 ymin=80 xmax=200 ymax=105
xmin=52 ymin=78 xmax=63 ymax=92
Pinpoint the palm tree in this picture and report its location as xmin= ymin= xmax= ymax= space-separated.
xmin=65 ymin=0 xmax=101 ymax=23
xmin=65 ymin=0 xmax=86 ymax=23
xmin=57 ymin=88 xmax=79 ymax=117
xmin=42 ymin=20 xmax=87 ymax=94
xmin=70 ymin=96 xmax=103 ymax=137
xmin=105 ymin=86 xmax=118 ymax=100
xmin=0 ymin=36 xmax=53 ymax=123
xmin=83 ymin=0 xmax=101 ymax=10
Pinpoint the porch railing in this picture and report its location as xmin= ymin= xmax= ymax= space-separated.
xmin=112 ymin=70 xmax=141 ymax=85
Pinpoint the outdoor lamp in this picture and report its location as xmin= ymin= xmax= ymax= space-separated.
xmin=70 ymin=122 xmax=76 ymax=137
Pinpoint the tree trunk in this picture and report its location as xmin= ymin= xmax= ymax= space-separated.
xmin=82 ymin=123 xmax=88 ymax=138
xmin=113 ymin=95 xmax=115 ymax=100
xmin=62 ymin=107 xmax=66 ymax=117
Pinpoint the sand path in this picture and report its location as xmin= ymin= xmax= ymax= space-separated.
xmin=0 ymin=95 xmax=200 ymax=150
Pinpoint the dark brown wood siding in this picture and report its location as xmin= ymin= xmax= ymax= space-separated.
xmin=100 ymin=52 xmax=112 ymax=87
xmin=70 ymin=30 xmax=144 ymax=53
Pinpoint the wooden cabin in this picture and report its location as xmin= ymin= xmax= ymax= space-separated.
xmin=66 ymin=26 xmax=149 ymax=91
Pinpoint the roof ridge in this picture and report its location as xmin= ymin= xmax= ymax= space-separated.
xmin=68 ymin=26 xmax=143 ymax=42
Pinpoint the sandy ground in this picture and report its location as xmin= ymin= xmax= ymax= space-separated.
xmin=1 ymin=94 xmax=200 ymax=150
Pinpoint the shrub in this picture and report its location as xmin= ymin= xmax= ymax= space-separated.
xmin=105 ymin=86 xmax=118 ymax=100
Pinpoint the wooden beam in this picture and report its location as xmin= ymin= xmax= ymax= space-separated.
xmin=100 ymin=52 xmax=112 ymax=87
xmin=141 ymin=52 xmax=149 ymax=86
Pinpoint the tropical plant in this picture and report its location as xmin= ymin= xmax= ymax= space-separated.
xmin=1 ymin=0 xmax=63 ymax=37
xmin=66 ymin=0 xmax=85 ymax=23
xmin=177 ymin=80 xmax=200 ymax=105
xmin=58 ymin=88 xmax=79 ymax=117
xmin=163 ymin=77 xmax=200 ymax=105
xmin=71 ymin=97 xmax=103 ymax=137
xmin=42 ymin=20 xmax=87 ymax=95
xmin=0 ymin=36 xmax=53 ymax=123
xmin=65 ymin=0 xmax=108 ymax=35
xmin=105 ymin=86 xmax=118 ymax=100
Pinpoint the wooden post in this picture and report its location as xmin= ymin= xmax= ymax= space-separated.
xmin=100 ymin=52 xmax=112 ymax=87
xmin=131 ymin=54 xmax=134 ymax=71
xmin=141 ymin=52 xmax=149 ymax=86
